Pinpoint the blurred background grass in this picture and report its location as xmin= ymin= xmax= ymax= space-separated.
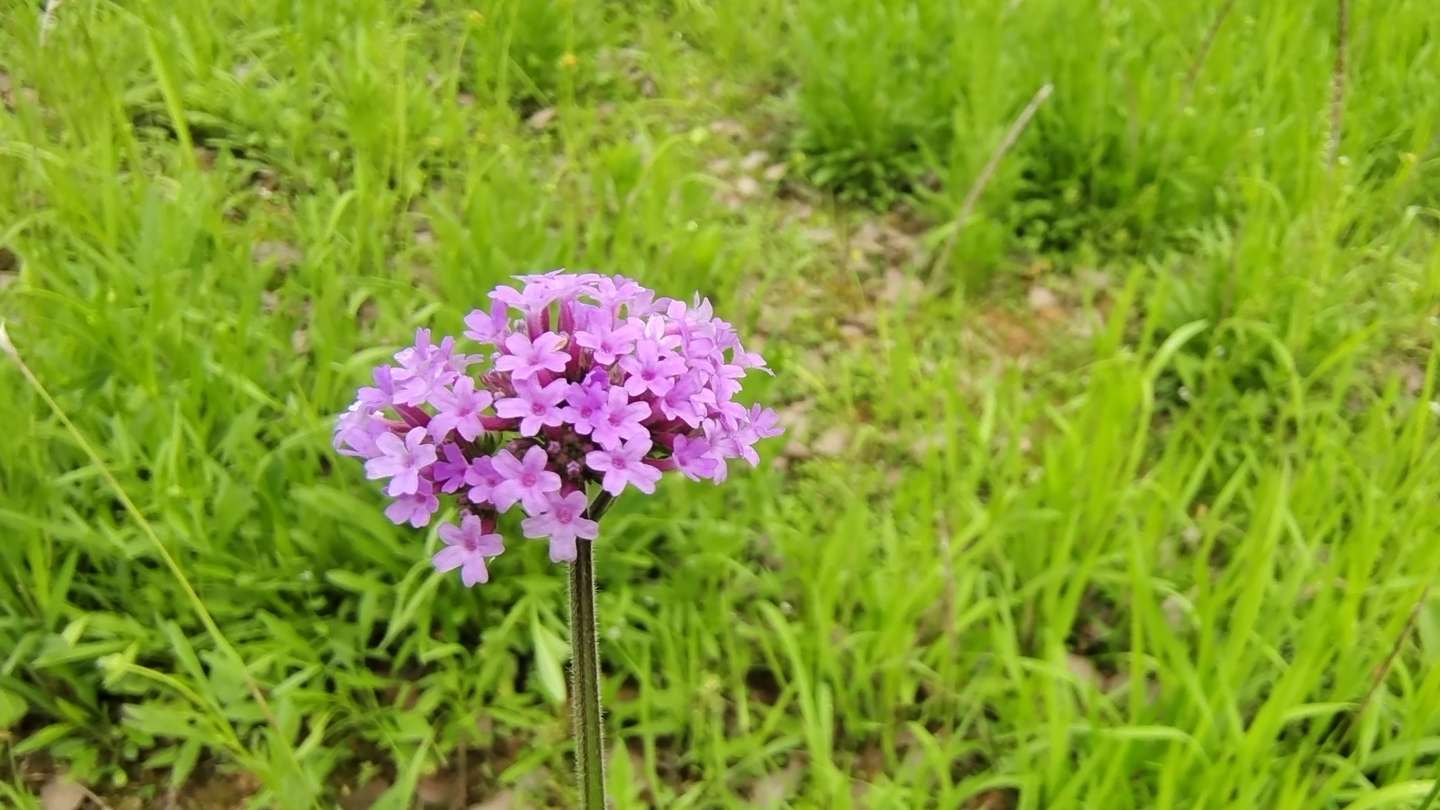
xmin=1 ymin=0 xmax=1439 ymax=807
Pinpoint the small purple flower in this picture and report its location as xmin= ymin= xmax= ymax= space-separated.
xmin=491 ymin=446 xmax=563 ymax=513
xmin=672 ymin=434 xmax=721 ymax=482
xmin=433 ymin=515 xmax=505 ymax=586
xmin=664 ymin=296 xmax=714 ymax=323
xmin=489 ymin=283 xmax=543 ymax=314
xmin=620 ymin=340 xmax=687 ymax=397
xmin=745 ymin=404 xmax=784 ymax=440
xmin=712 ymin=320 xmax=741 ymax=352
xmin=708 ymin=406 xmax=783 ymax=467
xmin=574 ymin=310 xmax=639 ymax=366
xmin=365 ymin=426 xmax=438 ymax=496
xmin=357 ymin=366 xmax=397 ymax=410
xmin=711 ymin=362 xmax=746 ymax=401
xmin=733 ymin=346 xmax=771 ymax=373
xmin=495 ymin=331 xmax=569 ymax=381
xmin=495 ymin=377 xmax=569 ymax=436
xmin=505 ymin=270 xmax=599 ymax=314
xmin=429 ymin=377 xmax=494 ymax=441
xmin=562 ymin=376 xmax=610 ymax=436
xmin=463 ymin=302 xmax=510 ymax=345
xmin=392 ymin=329 xmax=465 ymax=406
xmin=705 ymin=418 xmax=761 ymax=468
xmin=522 ymin=491 xmax=599 ymax=563
xmin=594 ymin=275 xmax=654 ymax=313
xmin=334 ymin=405 xmax=391 ymax=458
xmin=431 ymin=443 xmax=471 ymax=493
xmin=585 ymin=437 xmax=661 ymax=495
xmin=465 ymin=456 xmax=504 ymax=505
xmin=656 ymin=372 xmax=707 ymax=428
xmin=590 ymin=387 xmax=651 ymax=450
xmin=337 ymin=271 xmax=781 ymax=586
xmin=674 ymin=330 xmax=716 ymax=363
xmin=385 ymin=480 xmax=439 ymax=527
xmin=632 ymin=314 xmax=683 ymax=352
xmin=710 ymin=389 xmax=748 ymax=424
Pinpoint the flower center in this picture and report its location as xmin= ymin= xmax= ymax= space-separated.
xmin=463 ymin=537 xmax=479 ymax=552
xmin=521 ymin=473 xmax=537 ymax=486
xmin=531 ymin=402 xmax=546 ymax=415
xmin=556 ymin=508 xmax=574 ymax=523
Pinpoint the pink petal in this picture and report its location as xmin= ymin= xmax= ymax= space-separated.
xmin=574 ymin=517 xmax=599 ymax=540
xmin=477 ymin=533 xmax=505 ymax=557
xmin=460 ymin=557 xmax=490 ymax=586
xmin=521 ymin=514 xmax=553 ymax=539
xmin=632 ymin=465 xmax=661 ymax=494
xmin=432 ymin=545 xmax=467 ymax=572
xmin=584 ymin=451 xmax=612 ymax=473
xmin=492 ymin=450 xmax=523 ymax=477
xmin=384 ymin=500 xmax=412 ymax=525
xmin=365 ymin=457 xmax=402 ymax=479
xmin=521 ymin=445 xmax=548 ymax=470
xmin=438 ymin=522 xmax=464 ymax=545
xmin=387 ymin=469 xmax=419 ymax=496
xmin=548 ymin=535 xmax=577 ymax=563
xmin=601 ymin=470 xmax=627 ymax=496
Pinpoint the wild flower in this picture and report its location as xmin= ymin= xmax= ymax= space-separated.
xmin=335 ymin=271 xmax=781 ymax=583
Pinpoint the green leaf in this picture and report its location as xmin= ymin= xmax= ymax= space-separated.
xmin=418 ymin=642 xmax=466 ymax=663
xmin=170 ymin=738 xmax=203 ymax=793
xmin=32 ymin=639 xmax=130 ymax=668
xmin=326 ymin=569 xmax=383 ymax=594
xmin=531 ymin=620 xmax=567 ymax=705
xmin=370 ymin=731 xmax=433 ymax=810
xmin=14 ymin=722 xmax=74 ymax=755
xmin=123 ymin=703 xmax=198 ymax=739
xmin=0 ymin=688 xmax=28 ymax=730
xmin=380 ymin=568 xmax=441 ymax=649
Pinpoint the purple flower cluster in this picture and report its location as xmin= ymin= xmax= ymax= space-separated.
xmin=334 ymin=271 xmax=781 ymax=585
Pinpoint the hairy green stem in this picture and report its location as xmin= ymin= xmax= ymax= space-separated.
xmin=569 ymin=491 xmax=615 ymax=809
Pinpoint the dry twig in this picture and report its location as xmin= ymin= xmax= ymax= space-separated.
xmin=1328 ymin=0 xmax=1349 ymax=168
xmin=1181 ymin=0 xmax=1238 ymax=106
xmin=931 ymin=83 xmax=1053 ymax=276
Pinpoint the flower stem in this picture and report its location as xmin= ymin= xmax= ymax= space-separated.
xmin=569 ymin=491 xmax=615 ymax=809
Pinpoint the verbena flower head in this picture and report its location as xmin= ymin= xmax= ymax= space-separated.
xmin=335 ymin=271 xmax=781 ymax=586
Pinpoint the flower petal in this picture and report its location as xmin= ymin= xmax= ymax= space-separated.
xmin=460 ymin=557 xmax=490 ymax=586
xmin=548 ymin=536 xmax=577 ymax=563
xmin=432 ymin=545 xmax=467 ymax=573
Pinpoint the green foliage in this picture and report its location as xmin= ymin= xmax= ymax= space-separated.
xmin=788 ymin=0 xmax=1440 ymax=260
xmin=1 ymin=0 xmax=1439 ymax=807
xmin=788 ymin=0 xmax=958 ymax=205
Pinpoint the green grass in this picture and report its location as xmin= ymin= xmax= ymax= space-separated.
xmin=1 ymin=0 xmax=1439 ymax=807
